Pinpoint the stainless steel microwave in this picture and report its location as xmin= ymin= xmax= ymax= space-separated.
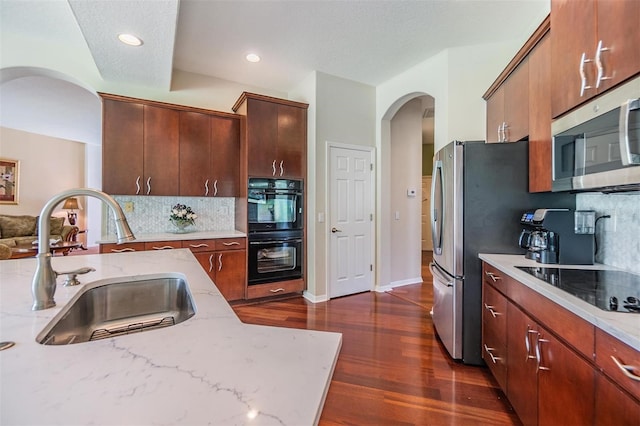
xmin=552 ymin=76 xmax=640 ymax=192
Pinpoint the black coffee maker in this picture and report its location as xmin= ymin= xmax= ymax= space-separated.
xmin=519 ymin=208 xmax=595 ymax=265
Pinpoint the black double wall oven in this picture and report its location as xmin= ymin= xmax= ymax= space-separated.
xmin=247 ymin=178 xmax=303 ymax=285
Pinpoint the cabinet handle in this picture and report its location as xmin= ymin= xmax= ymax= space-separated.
xmin=484 ymin=344 xmax=501 ymax=364
xmin=502 ymin=122 xmax=508 ymax=142
xmin=146 ymin=177 xmax=151 ymax=195
xmin=483 ymin=303 xmax=501 ymax=318
xmin=111 ymin=248 xmax=136 ymax=253
xmin=204 ymin=179 xmax=209 ymax=196
xmin=222 ymin=241 xmax=240 ymax=246
xmin=279 ymin=160 xmax=284 ymax=176
xmin=579 ymin=52 xmax=594 ymax=96
xmin=272 ymin=160 xmax=276 ymax=176
xmin=595 ymin=40 xmax=612 ymax=88
xmin=497 ymin=124 xmax=502 ymax=142
xmin=217 ymin=253 xmax=223 ymax=272
xmin=207 ymin=254 xmax=214 ymax=273
xmin=189 ymin=243 xmax=210 ymax=248
xmin=151 ymin=245 xmax=174 ymax=250
xmin=610 ymin=356 xmax=640 ymax=382
xmin=535 ymin=336 xmax=551 ymax=372
xmin=269 ymin=288 xmax=285 ymax=293
xmin=484 ymin=271 xmax=502 ymax=282
xmin=135 ymin=176 xmax=141 ymax=195
xmin=524 ymin=327 xmax=537 ymax=361
xmin=213 ymin=179 xmax=218 ymax=196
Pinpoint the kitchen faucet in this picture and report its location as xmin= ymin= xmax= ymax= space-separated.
xmin=31 ymin=188 xmax=135 ymax=310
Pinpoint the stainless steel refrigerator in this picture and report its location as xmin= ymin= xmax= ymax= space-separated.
xmin=429 ymin=140 xmax=575 ymax=365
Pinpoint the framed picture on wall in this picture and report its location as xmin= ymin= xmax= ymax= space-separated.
xmin=0 ymin=158 xmax=19 ymax=204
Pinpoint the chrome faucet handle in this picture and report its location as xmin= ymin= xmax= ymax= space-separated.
xmin=57 ymin=267 xmax=96 ymax=287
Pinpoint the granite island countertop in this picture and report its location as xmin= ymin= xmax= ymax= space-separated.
xmin=0 ymin=249 xmax=341 ymax=425
xmin=479 ymin=253 xmax=640 ymax=351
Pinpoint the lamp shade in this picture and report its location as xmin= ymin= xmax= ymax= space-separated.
xmin=62 ymin=197 xmax=82 ymax=210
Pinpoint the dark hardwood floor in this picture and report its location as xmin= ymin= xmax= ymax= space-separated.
xmin=234 ymin=251 xmax=520 ymax=425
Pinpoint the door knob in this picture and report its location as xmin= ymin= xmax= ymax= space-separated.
xmin=331 ymin=227 xmax=342 ymax=233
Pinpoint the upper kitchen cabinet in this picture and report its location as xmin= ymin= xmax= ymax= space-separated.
xmin=101 ymin=94 xmax=179 ymax=195
xmin=551 ymin=0 xmax=640 ymax=118
xmin=486 ymin=60 xmax=529 ymax=143
xmin=233 ymin=93 xmax=308 ymax=179
xmin=179 ymin=111 xmax=241 ymax=197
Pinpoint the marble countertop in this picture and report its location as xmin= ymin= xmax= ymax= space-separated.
xmin=0 ymin=250 xmax=341 ymax=425
xmin=96 ymin=229 xmax=246 ymax=244
xmin=479 ymin=254 xmax=640 ymax=351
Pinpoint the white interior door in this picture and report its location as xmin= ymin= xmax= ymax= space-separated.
xmin=329 ymin=144 xmax=374 ymax=298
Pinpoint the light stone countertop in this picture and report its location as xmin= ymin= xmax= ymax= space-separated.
xmin=96 ymin=229 xmax=246 ymax=244
xmin=0 ymin=249 xmax=341 ymax=425
xmin=479 ymin=254 xmax=640 ymax=351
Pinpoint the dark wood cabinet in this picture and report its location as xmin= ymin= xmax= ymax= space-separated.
xmin=551 ymin=0 xmax=640 ymax=118
xmin=102 ymin=99 xmax=144 ymax=195
xmin=481 ymin=281 xmax=508 ymax=390
xmin=179 ymin=111 xmax=240 ymax=197
xmin=102 ymin=97 xmax=179 ymax=196
xmin=233 ymin=93 xmax=308 ymax=179
xmin=528 ymin=35 xmax=553 ymax=193
xmin=481 ymin=261 xmax=638 ymax=426
xmin=486 ymin=61 xmax=529 ymax=143
xmin=186 ymin=238 xmax=246 ymax=302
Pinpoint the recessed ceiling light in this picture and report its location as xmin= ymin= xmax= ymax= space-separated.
xmin=118 ymin=33 xmax=143 ymax=46
xmin=246 ymin=53 xmax=261 ymax=63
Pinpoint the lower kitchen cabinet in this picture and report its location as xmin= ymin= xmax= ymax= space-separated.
xmin=246 ymin=278 xmax=304 ymax=300
xmin=481 ymin=262 xmax=638 ymax=426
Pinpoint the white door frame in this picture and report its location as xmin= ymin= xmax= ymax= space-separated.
xmin=326 ymin=141 xmax=376 ymax=299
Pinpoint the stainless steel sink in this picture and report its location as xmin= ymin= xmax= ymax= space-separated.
xmin=37 ymin=274 xmax=196 ymax=345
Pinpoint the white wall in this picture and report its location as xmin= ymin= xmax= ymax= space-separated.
xmin=0 ymin=127 xmax=85 ymax=225
xmin=389 ymin=98 xmax=423 ymax=285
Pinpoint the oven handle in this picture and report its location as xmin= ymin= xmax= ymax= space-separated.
xmin=250 ymin=239 xmax=303 ymax=245
xmin=253 ymin=190 xmax=303 ymax=196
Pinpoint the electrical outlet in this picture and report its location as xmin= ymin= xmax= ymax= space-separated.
xmin=124 ymin=201 xmax=134 ymax=213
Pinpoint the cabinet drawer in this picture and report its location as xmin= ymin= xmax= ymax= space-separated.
xmin=246 ymin=278 xmax=304 ymax=299
xmin=99 ymin=242 xmax=145 ymax=253
xmin=508 ymin=273 xmax=595 ymax=360
xmin=482 ymin=283 xmax=508 ymax=390
xmin=596 ymin=328 xmax=640 ymax=401
xmin=482 ymin=263 xmax=512 ymax=295
xmin=215 ymin=238 xmax=246 ymax=250
xmin=182 ymin=239 xmax=217 ymax=252
xmin=144 ymin=241 xmax=182 ymax=251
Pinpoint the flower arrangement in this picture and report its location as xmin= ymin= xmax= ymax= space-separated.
xmin=170 ymin=203 xmax=197 ymax=230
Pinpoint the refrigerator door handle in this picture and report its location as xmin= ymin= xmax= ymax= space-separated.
xmin=431 ymin=160 xmax=444 ymax=255
xmin=429 ymin=262 xmax=453 ymax=287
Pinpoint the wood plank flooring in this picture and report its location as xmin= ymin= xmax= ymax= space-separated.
xmin=234 ymin=252 xmax=520 ymax=425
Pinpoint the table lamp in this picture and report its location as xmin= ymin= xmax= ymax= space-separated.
xmin=62 ymin=197 xmax=82 ymax=225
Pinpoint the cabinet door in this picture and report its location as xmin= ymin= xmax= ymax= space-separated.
xmin=102 ymin=99 xmax=144 ymax=195
xmin=486 ymin=87 xmax=504 ymax=143
xmin=536 ymin=327 xmax=596 ymax=426
xmin=247 ymin=99 xmax=278 ymax=177
xmin=211 ymin=116 xmax=240 ymax=196
xmin=595 ymin=373 xmax=640 ymax=426
xmin=143 ymin=105 xmax=179 ymax=195
xmin=503 ymin=60 xmax=529 ymax=142
xmin=277 ymin=104 xmax=306 ymax=178
xmin=507 ymin=303 xmax=539 ymax=426
xmin=179 ymin=111 xmax=211 ymax=196
xmin=551 ymin=0 xmax=597 ymax=117
xmin=595 ymin=0 xmax=640 ymax=93
xmin=214 ymin=250 xmax=246 ymax=301
xmin=482 ymin=283 xmax=508 ymax=391
xmin=528 ymin=35 xmax=553 ymax=193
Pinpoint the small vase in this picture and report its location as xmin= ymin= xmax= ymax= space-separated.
xmin=171 ymin=219 xmax=194 ymax=233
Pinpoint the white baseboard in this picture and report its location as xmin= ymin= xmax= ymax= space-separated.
xmin=375 ymin=276 xmax=423 ymax=293
xmin=303 ymin=290 xmax=328 ymax=303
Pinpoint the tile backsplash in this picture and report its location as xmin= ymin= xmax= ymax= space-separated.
xmin=576 ymin=192 xmax=640 ymax=273
xmin=104 ymin=196 xmax=236 ymax=236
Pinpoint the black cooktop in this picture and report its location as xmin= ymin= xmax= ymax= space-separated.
xmin=516 ymin=266 xmax=640 ymax=313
